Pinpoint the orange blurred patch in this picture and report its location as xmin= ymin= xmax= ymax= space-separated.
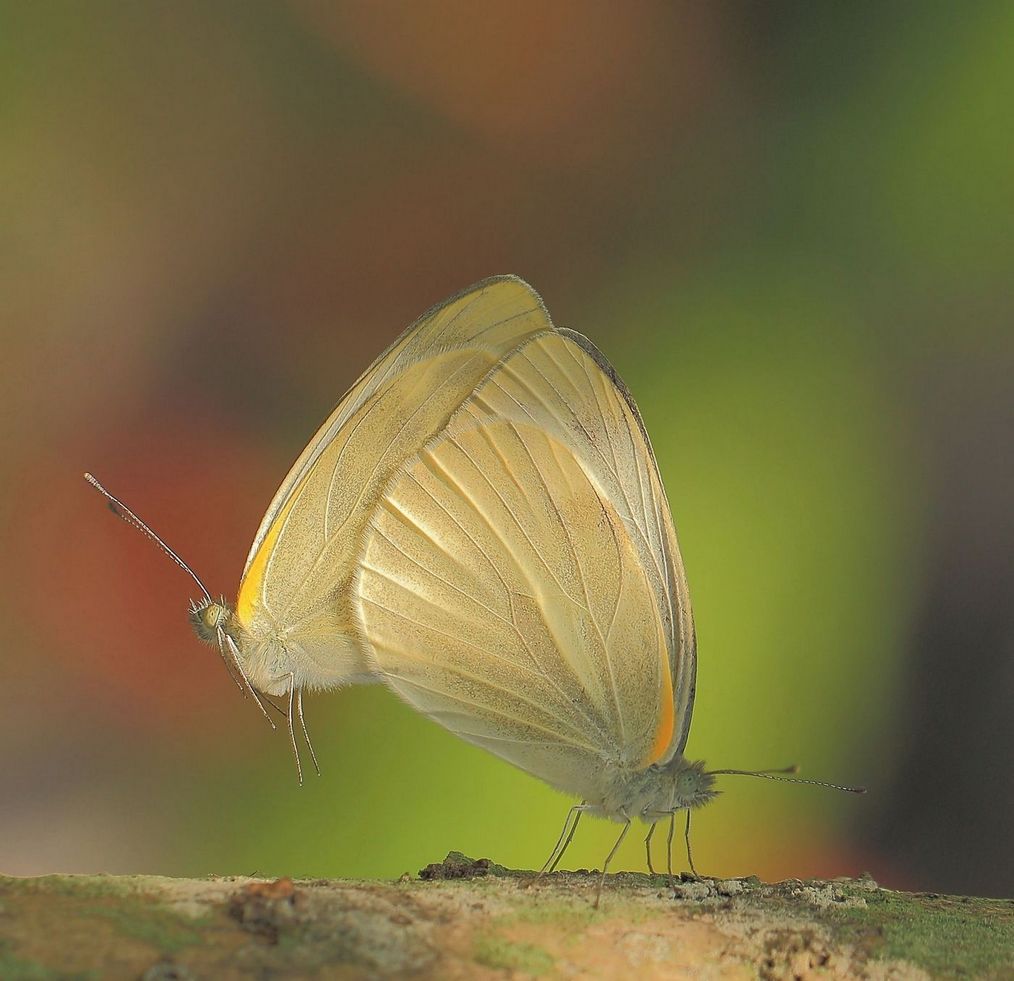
xmin=292 ymin=0 xmax=722 ymax=169
xmin=254 ymin=149 xmax=535 ymax=380
xmin=738 ymin=835 xmax=913 ymax=890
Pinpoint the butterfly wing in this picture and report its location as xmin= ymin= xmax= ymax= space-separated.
xmin=235 ymin=276 xmax=554 ymax=686
xmin=355 ymin=332 xmax=695 ymax=800
xmin=473 ymin=329 xmax=696 ymax=759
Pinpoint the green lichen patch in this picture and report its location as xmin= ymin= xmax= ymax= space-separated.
xmin=78 ymin=904 xmax=204 ymax=954
xmin=504 ymin=896 xmax=602 ymax=930
xmin=474 ymin=934 xmax=555 ymax=975
xmin=506 ymin=885 xmax=667 ymax=929
xmin=821 ymin=889 xmax=1014 ymax=978
xmin=0 ymin=874 xmax=134 ymax=901
xmin=0 ymin=937 xmax=71 ymax=981
xmin=0 ymin=876 xmax=223 ymax=978
xmin=1 ymin=875 xmax=209 ymax=954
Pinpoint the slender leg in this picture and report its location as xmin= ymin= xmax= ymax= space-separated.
xmin=261 ymin=694 xmax=289 ymax=721
xmin=286 ymin=674 xmax=303 ymax=785
xmin=214 ymin=629 xmax=247 ymax=694
xmin=548 ymin=808 xmax=584 ymax=874
xmin=539 ymin=804 xmax=583 ymax=877
xmin=684 ymin=809 xmax=699 ymax=877
xmin=222 ymin=632 xmax=275 ymax=728
xmin=666 ymin=812 xmax=676 ymax=878
xmin=594 ymin=818 xmax=630 ymax=909
xmin=296 ymin=688 xmax=321 ymax=777
xmin=643 ymin=823 xmax=657 ymax=875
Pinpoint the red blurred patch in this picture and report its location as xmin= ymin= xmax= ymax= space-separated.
xmin=4 ymin=417 xmax=278 ymax=731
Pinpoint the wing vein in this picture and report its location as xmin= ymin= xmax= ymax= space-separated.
xmin=535 ymin=427 xmax=626 ymax=743
xmin=429 ymin=441 xmax=588 ymax=611
xmin=364 ymin=524 xmax=511 ymax=628
xmin=390 ymin=674 xmax=598 ymax=751
xmin=276 ymin=352 xmax=484 ymax=618
xmin=407 ymin=440 xmax=613 ymax=745
xmin=376 ymin=496 xmax=503 ymax=617
xmin=367 ymin=620 xmax=596 ymax=748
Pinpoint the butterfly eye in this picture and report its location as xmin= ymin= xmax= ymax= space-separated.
xmin=203 ymin=604 xmax=229 ymax=631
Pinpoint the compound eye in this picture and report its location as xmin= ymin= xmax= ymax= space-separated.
xmin=202 ymin=605 xmax=222 ymax=631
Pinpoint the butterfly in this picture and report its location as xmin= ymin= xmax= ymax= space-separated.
xmin=88 ymin=276 xmax=862 ymax=902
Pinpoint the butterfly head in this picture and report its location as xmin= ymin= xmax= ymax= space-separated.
xmin=189 ymin=597 xmax=234 ymax=644
xmin=668 ymin=758 xmax=719 ymax=810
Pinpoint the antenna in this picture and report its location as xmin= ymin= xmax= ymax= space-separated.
xmin=83 ymin=472 xmax=212 ymax=604
xmin=84 ymin=472 xmax=291 ymax=748
xmin=708 ymin=765 xmax=866 ymax=795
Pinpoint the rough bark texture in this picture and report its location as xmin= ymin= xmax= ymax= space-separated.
xmin=1 ymin=853 xmax=1010 ymax=979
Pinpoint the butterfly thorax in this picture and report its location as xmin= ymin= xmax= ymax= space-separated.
xmin=188 ymin=598 xmax=286 ymax=695
xmin=589 ymin=757 xmax=718 ymax=822
xmin=191 ymin=596 xmax=375 ymax=697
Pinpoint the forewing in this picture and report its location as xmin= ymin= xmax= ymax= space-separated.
xmin=235 ymin=277 xmax=553 ymax=670
xmin=355 ymin=416 xmax=674 ymax=800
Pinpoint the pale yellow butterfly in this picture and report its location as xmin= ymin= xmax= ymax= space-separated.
xmin=87 ymin=276 xmax=863 ymax=900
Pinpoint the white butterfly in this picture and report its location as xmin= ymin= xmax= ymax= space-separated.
xmin=88 ymin=276 xmax=862 ymax=901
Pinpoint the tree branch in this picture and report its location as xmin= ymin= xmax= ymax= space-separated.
xmin=2 ymin=853 xmax=1010 ymax=978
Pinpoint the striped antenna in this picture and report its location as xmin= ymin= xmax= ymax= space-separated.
xmin=708 ymin=765 xmax=866 ymax=795
xmin=83 ymin=472 xmax=212 ymax=604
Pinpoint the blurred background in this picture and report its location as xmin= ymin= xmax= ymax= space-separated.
xmin=2 ymin=2 xmax=1011 ymax=898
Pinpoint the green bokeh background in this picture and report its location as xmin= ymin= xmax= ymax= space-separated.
xmin=1 ymin=2 xmax=1010 ymax=895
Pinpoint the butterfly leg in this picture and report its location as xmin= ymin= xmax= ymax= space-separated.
xmin=666 ymin=812 xmax=676 ymax=878
xmin=259 ymin=694 xmax=291 ymax=722
xmin=643 ymin=822 xmax=657 ymax=875
xmin=549 ymin=807 xmax=584 ymax=874
xmin=296 ymin=687 xmax=321 ymax=777
xmin=539 ymin=803 xmax=585 ymax=877
xmin=212 ymin=622 xmax=248 ymax=695
xmin=594 ymin=818 xmax=631 ymax=909
xmin=684 ymin=809 xmax=699 ymax=877
xmin=221 ymin=632 xmax=275 ymax=729
xmin=285 ymin=674 xmax=303 ymax=786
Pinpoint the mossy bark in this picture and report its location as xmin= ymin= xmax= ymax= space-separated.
xmin=1 ymin=853 xmax=1010 ymax=979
